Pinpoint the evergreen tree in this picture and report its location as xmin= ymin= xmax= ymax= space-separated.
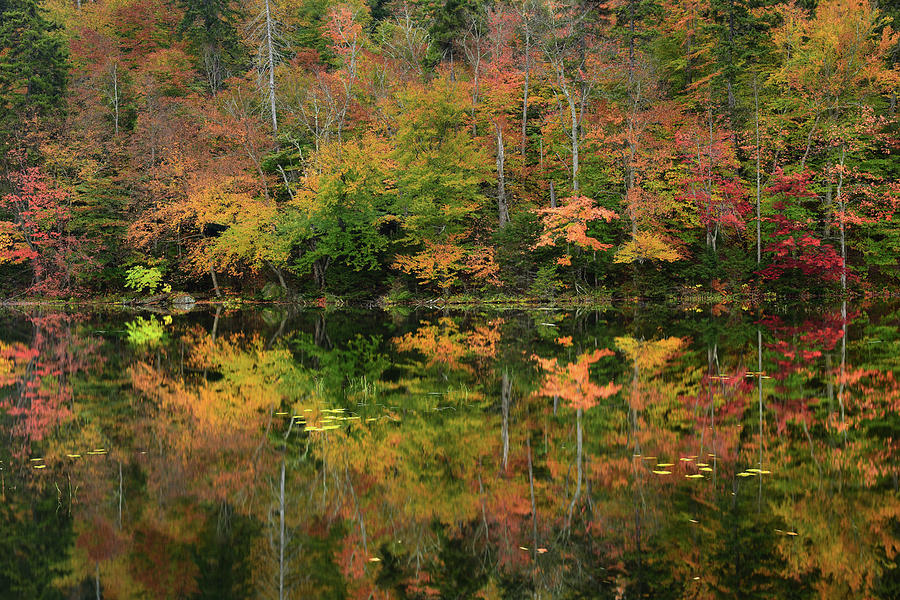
xmin=177 ymin=0 xmax=244 ymax=93
xmin=0 ymin=0 xmax=67 ymax=156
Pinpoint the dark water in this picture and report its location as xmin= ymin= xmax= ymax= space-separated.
xmin=1 ymin=301 xmax=898 ymax=599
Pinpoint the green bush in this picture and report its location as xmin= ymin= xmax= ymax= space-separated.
xmin=124 ymin=266 xmax=171 ymax=295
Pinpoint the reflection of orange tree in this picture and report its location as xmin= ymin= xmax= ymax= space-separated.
xmin=394 ymin=317 xmax=502 ymax=374
xmin=129 ymin=332 xmax=293 ymax=503
xmin=532 ymin=348 xmax=620 ymax=411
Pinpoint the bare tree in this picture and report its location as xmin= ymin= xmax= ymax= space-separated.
xmin=249 ymin=0 xmax=285 ymax=134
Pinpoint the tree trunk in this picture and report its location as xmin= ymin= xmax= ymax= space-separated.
xmin=754 ymin=77 xmax=762 ymax=264
xmin=112 ymin=62 xmax=119 ymax=136
xmin=264 ymin=0 xmax=278 ymax=134
xmin=521 ymin=20 xmax=531 ymax=158
xmin=837 ymin=146 xmax=846 ymax=290
xmin=210 ymin=264 xmax=222 ymax=297
xmin=495 ymin=122 xmax=510 ymax=227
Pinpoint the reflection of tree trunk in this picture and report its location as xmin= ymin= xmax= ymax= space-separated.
xmin=278 ymin=459 xmax=286 ymax=600
xmin=211 ymin=306 xmax=222 ymax=341
xmin=314 ymin=313 xmax=331 ymax=349
xmin=565 ymin=408 xmax=582 ymax=530
xmin=95 ymin=562 xmax=100 ymax=600
xmin=758 ymin=328 xmax=763 ymax=510
xmin=345 ymin=467 xmax=368 ymax=556
xmin=118 ymin=460 xmax=123 ymax=529
xmin=839 ymin=300 xmax=847 ymax=440
xmin=527 ymin=437 xmax=538 ymax=555
xmin=501 ymin=370 xmax=510 ymax=472
xmin=268 ymin=317 xmax=287 ymax=349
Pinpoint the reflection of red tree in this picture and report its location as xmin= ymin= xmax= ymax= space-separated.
xmin=0 ymin=313 xmax=99 ymax=452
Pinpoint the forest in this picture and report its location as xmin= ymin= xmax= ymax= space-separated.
xmin=0 ymin=0 xmax=898 ymax=300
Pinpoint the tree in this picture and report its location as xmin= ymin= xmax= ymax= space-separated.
xmin=286 ymin=134 xmax=397 ymax=288
xmin=0 ymin=167 xmax=93 ymax=295
xmin=389 ymin=75 xmax=496 ymax=291
xmin=177 ymin=0 xmax=245 ymax=93
xmin=0 ymin=0 xmax=67 ymax=155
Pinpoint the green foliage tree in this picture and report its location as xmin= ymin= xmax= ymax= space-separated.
xmin=0 ymin=0 xmax=67 ymax=155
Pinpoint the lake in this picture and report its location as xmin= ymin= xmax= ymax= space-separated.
xmin=1 ymin=301 xmax=898 ymax=598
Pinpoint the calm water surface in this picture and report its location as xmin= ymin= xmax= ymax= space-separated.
xmin=1 ymin=302 xmax=898 ymax=598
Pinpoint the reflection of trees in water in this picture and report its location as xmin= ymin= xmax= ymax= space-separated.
xmin=1 ymin=304 xmax=899 ymax=597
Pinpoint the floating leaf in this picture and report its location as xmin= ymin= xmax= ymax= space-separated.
xmin=652 ymin=470 xmax=672 ymax=475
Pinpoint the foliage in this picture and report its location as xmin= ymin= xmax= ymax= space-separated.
xmin=124 ymin=265 xmax=171 ymax=295
xmin=125 ymin=315 xmax=170 ymax=346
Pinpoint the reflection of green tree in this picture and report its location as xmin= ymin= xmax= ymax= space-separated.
xmin=376 ymin=523 xmax=492 ymax=599
xmin=0 ymin=478 xmax=73 ymax=599
xmin=191 ymin=505 xmax=259 ymax=599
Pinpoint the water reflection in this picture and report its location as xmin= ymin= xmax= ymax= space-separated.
xmin=0 ymin=302 xmax=898 ymax=598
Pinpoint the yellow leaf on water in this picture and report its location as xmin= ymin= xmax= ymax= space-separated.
xmin=656 ymin=463 xmax=675 ymax=467
xmin=686 ymin=474 xmax=704 ymax=479
xmin=700 ymin=467 xmax=713 ymax=472
xmin=652 ymin=470 xmax=672 ymax=475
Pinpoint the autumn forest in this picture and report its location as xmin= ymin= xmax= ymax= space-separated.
xmin=1 ymin=0 xmax=898 ymax=299
xmin=3 ymin=1 xmax=900 ymax=599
